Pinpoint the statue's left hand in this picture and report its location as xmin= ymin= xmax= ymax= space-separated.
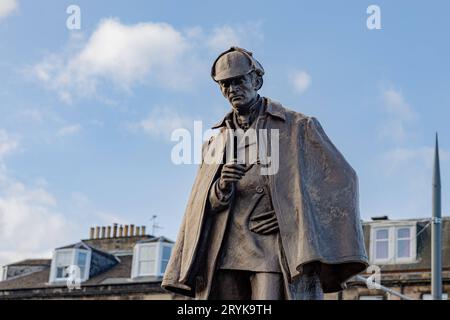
xmin=249 ymin=210 xmax=279 ymax=235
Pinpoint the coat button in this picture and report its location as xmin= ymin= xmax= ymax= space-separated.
xmin=256 ymin=186 xmax=264 ymax=194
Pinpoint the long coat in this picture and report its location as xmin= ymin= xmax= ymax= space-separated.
xmin=162 ymin=98 xmax=368 ymax=299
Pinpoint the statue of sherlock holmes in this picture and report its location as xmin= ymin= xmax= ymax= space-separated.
xmin=162 ymin=47 xmax=368 ymax=299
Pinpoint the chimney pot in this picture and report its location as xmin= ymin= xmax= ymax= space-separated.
xmin=107 ymin=226 xmax=111 ymax=238
xmin=135 ymin=226 xmax=140 ymax=236
xmin=95 ymin=226 xmax=100 ymax=239
xmin=119 ymin=225 xmax=123 ymax=237
xmin=141 ymin=226 xmax=146 ymax=236
xmin=89 ymin=227 xmax=95 ymax=239
xmin=101 ymin=226 xmax=106 ymax=239
xmin=113 ymin=223 xmax=118 ymax=238
xmin=124 ymin=225 xmax=129 ymax=237
xmin=130 ymin=224 xmax=135 ymax=237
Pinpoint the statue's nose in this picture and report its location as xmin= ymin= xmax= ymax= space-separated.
xmin=229 ymin=83 xmax=239 ymax=93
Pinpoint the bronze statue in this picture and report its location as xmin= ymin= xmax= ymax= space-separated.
xmin=162 ymin=47 xmax=368 ymax=299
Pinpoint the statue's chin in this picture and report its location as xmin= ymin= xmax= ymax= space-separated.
xmin=231 ymin=103 xmax=251 ymax=114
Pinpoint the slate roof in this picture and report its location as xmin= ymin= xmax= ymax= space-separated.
xmin=5 ymin=259 xmax=51 ymax=267
xmin=0 ymin=254 xmax=163 ymax=291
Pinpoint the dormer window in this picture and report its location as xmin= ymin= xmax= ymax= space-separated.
xmin=370 ymin=223 xmax=416 ymax=264
xmin=131 ymin=237 xmax=173 ymax=278
xmin=49 ymin=244 xmax=91 ymax=283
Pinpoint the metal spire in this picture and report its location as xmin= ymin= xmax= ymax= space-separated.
xmin=432 ymin=132 xmax=442 ymax=300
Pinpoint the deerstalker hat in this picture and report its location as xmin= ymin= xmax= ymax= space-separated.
xmin=211 ymin=47 xmax=264 ymax=82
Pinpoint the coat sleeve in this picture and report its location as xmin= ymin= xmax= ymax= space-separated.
xmin=299 ymin=116 xmax=369 ymax=293
xmin=208 ymin=179 xmax=234 ymax=212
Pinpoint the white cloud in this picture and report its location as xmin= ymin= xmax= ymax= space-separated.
xmin=136 ymin=106 xmax=194 ymax=140
xmin=0 ymin=128 xmax=126 ymax=266
xmin=0 ymin=180 xmax=76 ymax=265
xmin=374 ymin=145 xmax=450 ymax=219
xmin=381 ymin=146 xmax=450 ymax=175
xmin=206 ymin=23 xmax=264 ymax=53
xmin=31 ymin=19 xmax=193 ymax=102
xmin=378 ymin=88 xmax=418 ymax=143
xmin=69 ymin=191 xmax=128 ymax=227
xmin=0 ymin=129 xmax=18 ymax=159
xmin=29 ymin=20 xmax=265 ymax=102
xmin=56 ymin=124 xmax=82 ymax=137
xmin=16 ymin=109 xmax=44 ymax=124
xmin=207 ymin=26 xmax=240 ymax=52
xmin=0 ymin=142 xmax=77 ymax=265
xmin=0 ymin=163 xmax=131 ymax=266
xmin=371 ymin=87 xmax=448 ymax=219
xmin=291 ymin=70 xmax=311 ymax=94
xmin=382 ymin=89 xmax=417 ymax=122
xmin=0 ymin=0 xmax=17 ymax=20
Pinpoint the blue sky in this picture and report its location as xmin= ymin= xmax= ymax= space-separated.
xmin=0 ymin=0 xmax=449 ymax=265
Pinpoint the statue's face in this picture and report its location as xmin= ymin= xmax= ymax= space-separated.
xmin=218 ymin=73 xmax=259 ymax=110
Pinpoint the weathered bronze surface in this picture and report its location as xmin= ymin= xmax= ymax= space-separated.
xmin=162 ymin=47 xmax=368 ymax=300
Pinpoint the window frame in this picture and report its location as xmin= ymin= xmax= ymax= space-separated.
xmin=49 ymin=247 xmax=91 ymax=283
xmin=373 ymin=227 xmax=391 ymax=263
xmin=132 ymin=241 xmax=173 ymax=278
xmin=76 ymin=250 xmax=89 ymax=280
xmin=138 ymin=243 xmax=157 ymax=277
xmin=395 ymin=226 xmax=415 ymax=262
xmin=370 ymin=223 xmax=417 ymax=264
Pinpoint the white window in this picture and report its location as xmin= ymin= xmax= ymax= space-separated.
xmin=132 ymin=241 xmax=173 ymax=278
xmin=160 ymin=245 xmax=172 ymax=274
xmin=374 ymin=228 xmax=389 ymax=261
xmin=55 ymin=251 xmax=72 ymax=280
xmin=49 ymin=247 xmax=91 ymax=283
xmin=396 ymin=227 xmax=413 ymax=261
xmin=76 ymin=251 xmax=88 ymax=279
xmin=370 ymin=224 xmax=416 ymax=264
xmin=422 ymin=293 xmax=448 ymax=300
xmin=1 ymin=266 xmax=7 ymax=281
xmin=138 ymin=244 xmax=156 ymax=276
xmin=359 ymin=295 xmax=384 ymax=300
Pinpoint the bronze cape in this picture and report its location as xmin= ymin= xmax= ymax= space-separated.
xmin=162 ymin=97 xmax=368 ymax=299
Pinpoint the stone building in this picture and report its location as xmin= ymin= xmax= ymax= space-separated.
xmin=0 ymin=224 xmax=180 ymax=300
xmin=325 ymin=216 xmax=450 ymax=300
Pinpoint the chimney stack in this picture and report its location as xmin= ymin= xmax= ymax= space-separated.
xmin=88 ymin=223 xmax=148 ymax=240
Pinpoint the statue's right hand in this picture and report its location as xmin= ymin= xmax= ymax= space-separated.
xmin=218 ymin=163 xmax=246 ymax=192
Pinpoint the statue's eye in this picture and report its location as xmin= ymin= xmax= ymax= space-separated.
xmin=235 ymin=77 xmax=247 ymax=85
xmin=220 ymin=81 xmax=230 ymax=88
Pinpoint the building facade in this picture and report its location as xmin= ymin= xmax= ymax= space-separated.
xmin=325 ymin=217 xmax=450 ymax=300
xmin=0 ymin=224 xmax=181 ymax=300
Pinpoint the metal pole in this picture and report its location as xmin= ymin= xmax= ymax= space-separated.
xmin=354 ymin=275 xmax=414 ymax=300
xmin=432 ymin=133 xmax=442 ymax=300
